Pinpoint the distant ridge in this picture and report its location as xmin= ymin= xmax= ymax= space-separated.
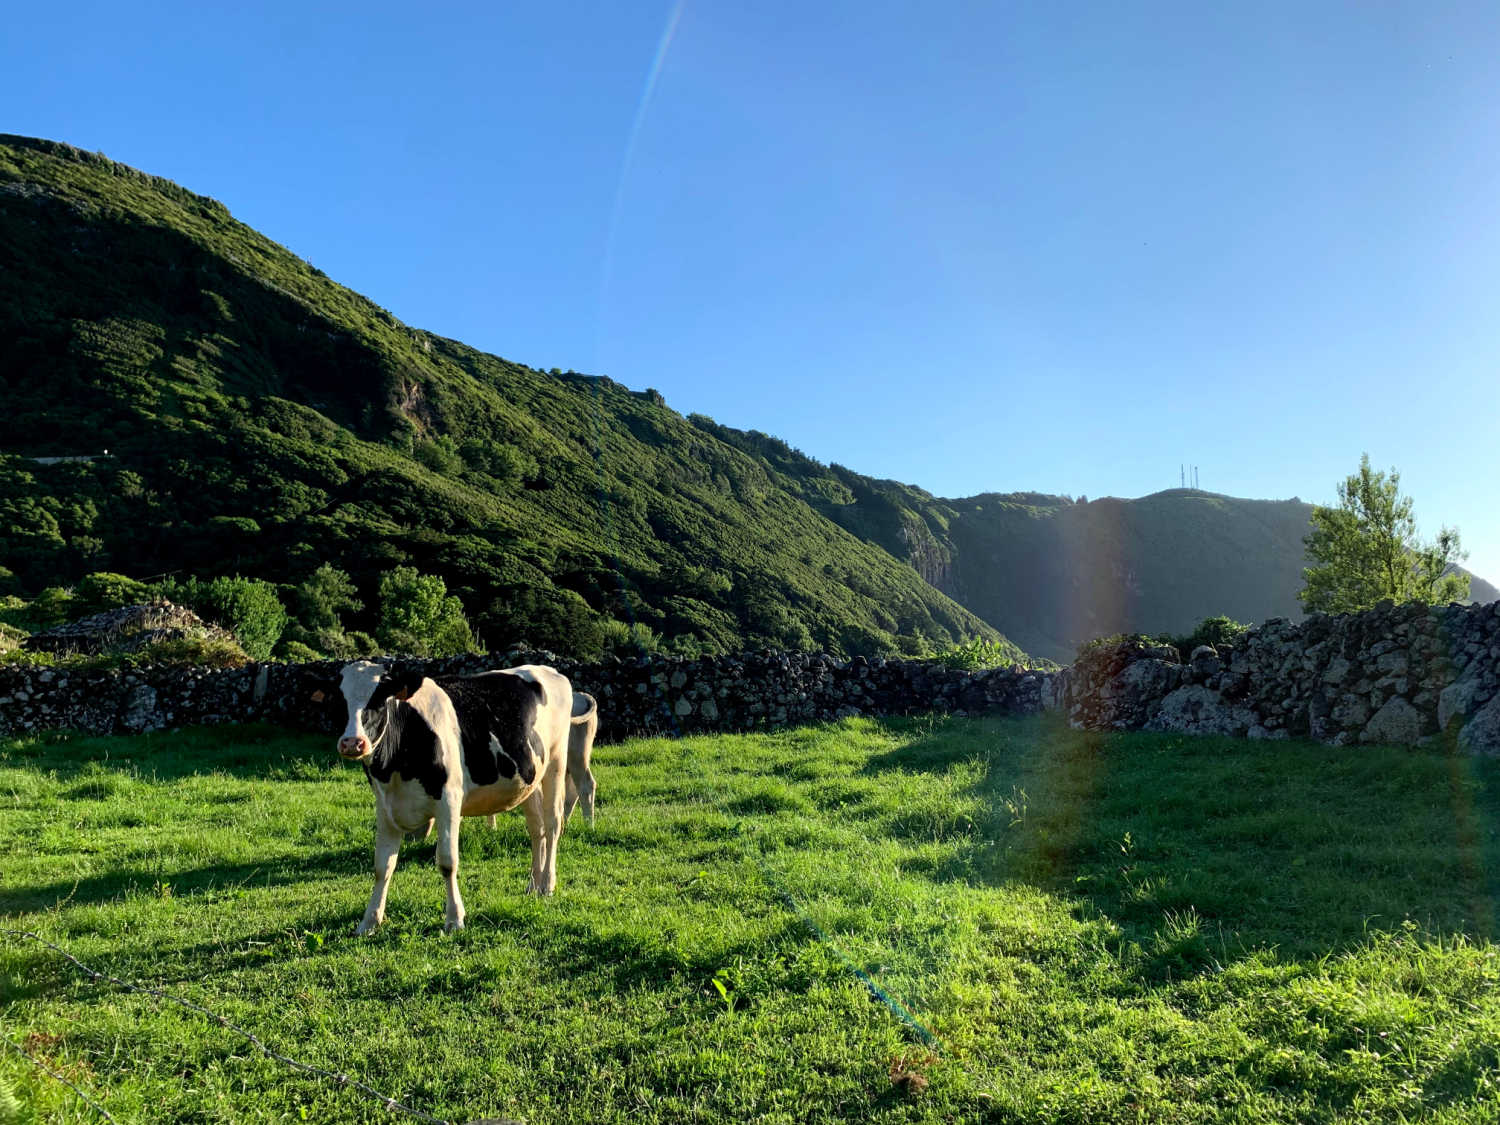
xmin=685 ymin=423 xmax=1498 ymax=663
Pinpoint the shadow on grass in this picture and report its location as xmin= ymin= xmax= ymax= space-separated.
xmin=856 ymin=715 xmax=1500 ymax=964
xmin=464 ymin=906 xmax=821 ymax=1003
xmin=0 ymin=896 xmax=405 ymax=1009
xmin=0 ymin=723 xmax=337 ymax=782
xmin=0 ymin=846 xmax=368 ymax=916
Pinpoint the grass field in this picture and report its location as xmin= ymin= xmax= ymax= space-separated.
xmin=3 ymin=714 xmax=1500 ymax=1124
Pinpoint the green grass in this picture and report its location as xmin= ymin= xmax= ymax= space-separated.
xmin=4 ymin=715 xmax=1500 ymax=1123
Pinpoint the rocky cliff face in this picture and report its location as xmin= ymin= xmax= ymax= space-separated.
xmin=1062 ymin=600 xmax=1500 ymax=753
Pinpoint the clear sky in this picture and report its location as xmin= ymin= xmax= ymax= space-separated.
xmin=7 ymin=1 xmax=1497 ymax=582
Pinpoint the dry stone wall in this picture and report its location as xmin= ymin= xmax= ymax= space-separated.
xmin=1062 ymin=599 xmax=1500 ymax=754
xmin=2 ymin=600 xmax=1497 ymax=754
xmin=0 ymin=650 xmax=1056 ymax=742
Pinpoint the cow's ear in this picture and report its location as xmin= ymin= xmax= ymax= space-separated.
xmin=387 ymin=666 xmax=424 ymax=701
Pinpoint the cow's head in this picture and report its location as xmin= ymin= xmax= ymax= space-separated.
xmin=337 ymin=661 xmax=424 ymax=761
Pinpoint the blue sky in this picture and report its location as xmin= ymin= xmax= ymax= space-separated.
xmin=8 ymin=1 xmax=1498 ymax=582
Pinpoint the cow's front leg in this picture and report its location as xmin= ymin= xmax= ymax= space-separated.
xmin=537 ymin=764 xmax=567 ymax=895
xmin=436 ymin=795 xmax=465 ymax=933
xmin=522 ymin=791 xmax=546 ymax=894
xmin=357 ymin=816 xmax=402 ymax=935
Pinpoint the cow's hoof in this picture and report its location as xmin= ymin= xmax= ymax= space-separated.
xmin=444 ymin=919 xmax=465 ymax=933
xmin=354 ymin=921 xmax=379 ymax=936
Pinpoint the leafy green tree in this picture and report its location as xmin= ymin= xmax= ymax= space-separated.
xmin=1299 ymin=455 xmax=1468 ymax=614
xmin=480 ymin=586 xmax=604 ymax=658
xmin=377 ymin=566 xmax=476 ymax=657
xmin=166 ymin=576 xmax=289 ymax=661
xmin=292 ymin=563 xmax=362 ymax=631
xmin=279 ymin=564 xmax=364 ymax=659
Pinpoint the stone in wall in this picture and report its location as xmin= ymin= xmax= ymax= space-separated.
xmin=1145 ymin=685 xmax=1256 ymax=737
xmin=1459 ymin=694 xmax=1500 ymax=757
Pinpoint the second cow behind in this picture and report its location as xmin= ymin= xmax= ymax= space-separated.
xmin=337 ymin=661 xmax=598 ymax=934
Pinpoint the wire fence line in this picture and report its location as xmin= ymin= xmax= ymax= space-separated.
xmin=0 ymin=928 xmax=458 ymax=1125
xmin=2 ymin=1031 xmax=118 ymax=1124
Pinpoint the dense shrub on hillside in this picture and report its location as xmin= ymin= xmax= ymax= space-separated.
xmin=478 ymin=584 xmax=607 ymax=658
xmin=76 ymin=571 xmax=152 ymax=615
xmin=0 ymin=587 xmax=76 ymax=631
xmin=161 ymin=576 xmax=289 ymax=661
xmin=376 ymin=566 xmax=475 ymax=657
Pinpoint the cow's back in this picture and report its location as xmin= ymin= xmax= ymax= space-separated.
xmin=469 ymin=665 xmax=573 ymax=760
xmin=438 ymin=674 xmax=544 ymax=787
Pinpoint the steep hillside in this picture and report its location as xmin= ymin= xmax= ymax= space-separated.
xmin=688 ymin=421 xmax=1497 ymax=663
xmin=0 ymin=135 xmax=1017 ymax=661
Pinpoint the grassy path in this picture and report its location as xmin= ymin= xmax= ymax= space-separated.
xmin=2 ymin=715 xmax=1499 ymax=1123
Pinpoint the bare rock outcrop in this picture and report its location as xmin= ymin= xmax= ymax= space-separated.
xmin=24 ymin=601 xmax=232 ymax=655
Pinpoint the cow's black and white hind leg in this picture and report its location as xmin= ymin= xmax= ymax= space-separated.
xmin=357 ymin=816 xmax=403 ymax=935
xmin=564 ymin=767 xmax=596 ymax=826
xmin=522 ymin=791 xmax=547 ymax=894
xmin=565 ymin=692 xmax=599 ymax=825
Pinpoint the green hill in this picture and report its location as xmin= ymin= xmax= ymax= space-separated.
xmin=0 ymin=135 xmax=1017 ymax=661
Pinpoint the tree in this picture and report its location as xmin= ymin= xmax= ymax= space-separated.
xmin=185 ymin=576 xmax=290 ymax=661
xmin=1299 ymin=454 xmax=1468 ymax=614
xmin=280 ymin=564 xmax=365 ymax=658
xmin=377 ymin=566 xmax=475 ymax=657
xmin=155 ymin=575 xmax=290 ymax=660
xmin=292 ymin=563 xmax=362 ymax=632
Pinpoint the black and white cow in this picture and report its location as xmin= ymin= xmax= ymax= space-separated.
xmin=337 ymin=660 xmax=581 ymax=934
